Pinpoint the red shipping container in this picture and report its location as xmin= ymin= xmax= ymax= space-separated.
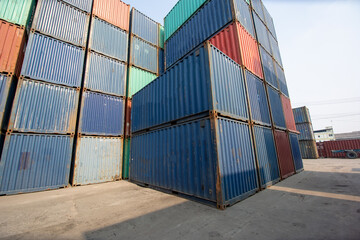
xmin=274 ymin=130 xmax=295 ymax=179
xmin=281 ymin=94 xmax=297 ymax=132
xmin=124 ymin=98 xmax=132 ymax=137
xmin=0 ymin=20 xmax=26 ymax=77
xmin=321 ymin=139 xmax=360 ymax=158
xmin=93 ymin=0 xmax=130 ymax=31
xmin=210 ymin=22 xmax=263 ymax=79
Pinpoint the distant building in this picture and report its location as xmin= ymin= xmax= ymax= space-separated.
xmin=335 ymin=131 xmax=360 ymax=140
xmin=314 ymin=127 xmax=335 ymax=142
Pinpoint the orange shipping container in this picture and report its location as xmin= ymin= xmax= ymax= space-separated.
xmin=281 ymin=94 xmax=297 ymax=132
xmin=93 ymin=0 xmax=130 ymax=31
xmin=0 ymin=20 xmax=26 ymax=77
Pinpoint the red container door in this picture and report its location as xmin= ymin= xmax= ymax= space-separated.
xmin=275 ymin=130 xmax=295 ymax=179
xmin=281 ymin=94 xmax=297 ymax=132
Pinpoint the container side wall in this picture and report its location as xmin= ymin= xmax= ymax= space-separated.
xmin=269 ymin=34 xmax=282 ymax=67
xmin=92 ymin=0 xmax=130 ymax=31
xmin=128 ymin=67 xmax=157 ymax=98
xmin=159 ymin=49 xmax=164 ymax=75
xmin=274 ymin=130 xmax=295 ymax=179
xmin=130 ymin=36 xmax=158 ymax=74
xmin=296 ymin=123 xmax=315 ymax=141
xmin=159 ymin=25 xmax=164 ymax=49
xmin=323 ymin=139 xmax=360 ymax=158
xmin=251 ymin=0 xmax=265 ymax=22
xmin=131 ymin=8 xmax=159 ymax=46
xmin=0 ymin=0 xmax=35 ymax=26
xmin=262 ymin=4 xmax=277 ymax=40
xmin=289 ymin=133 xmax=304 ymax=172
xmin=275 ymin=63 xmax=288 ymax=97
xmin=122 ymin=137 xmax=130 ymax=179
xmin=301 ymin=140 xmax=319 ymax=159
xmin=293 ymin=106 xmax=311 ymax=124
xmin=253 ymin=12 xmax=271 ymax=54
xmin=281 ymin=95 xmax=296 ymax=131
xmin=62 ymin=0 xmax=93 ymax=12
xmin=259 ymin=46 xmax=277 ymax=89
xmin=267 ymin=85 xmax=286 ymax=129
xmin=233 ymin=0 xmax=255 ymax=38
xmin=0 ymin=74 xmax=14 ymax=129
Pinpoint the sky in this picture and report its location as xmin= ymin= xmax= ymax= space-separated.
xmin=128 ymin=0 xmax=360 ymax=134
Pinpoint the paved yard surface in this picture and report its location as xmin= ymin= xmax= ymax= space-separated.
xmin=0 ymin=158 xmax=359 ymax=240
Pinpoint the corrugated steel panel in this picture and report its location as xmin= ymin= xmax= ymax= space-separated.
xmin=128 ymin=66 xmax=157 ymax=98
xmin=84 ymin=51 xmax=126 ymax=97
xmin=269 ymin=34 xmax=282 ymax=67
xmin=296 ymin=123 xmax=315 ymax=140
xmin=79 ymin=91 xmax=124 ymax=136
xmin=289 ymin=133 xmax=304 ymax=172
xmin=233 ymin=0 xmax=255 ymax=38
xmin=0 ymin=74 xmax=15 ymax=129
xmin=132 ymin=43 xmax=249 ymax=133
xmin=322 ymin=139 xmax=360 ymax=158
xmin=0 ymin=0 xmax=36 ymax=26
xmin=89 ymin=17 xmax=128 ymax=62
xmin=122 ymin=137 xmax=130 ymax=179
xmin=164 ymin=0 xmax=207 ymax=41
xmin=262 ymin=4 xmax=277 ymax=40
xmin=253 ymin=12 xmax=271 ymax=53
xmin=0 ymin=133 xmax=73 ymax=195
xmin=31 ymin=0 xmax=90 ymax=47
xmin=253 ymin=126 xmax=280 ymax=187
xmin=92 ymin=0 xmax=130 ymax=31
xmin=301 ymin=140 xmax=319 ymax=159
xmin=246 ymin=70 xmax=271 ymax=126
xmin=8 ymin=79 xmax=79 ymax=134
xmin=73 ymin=136 xmax=122 ymax=185
xmin=293 ymin=106 xmax=311 ymax=124
xmin=275 ymin=63 xmax=289 ymax=97
xmin=130 ymin=36 xmax=158 ymax=74
xmin=260 ymin=46 xmax=277 ymax=89
xmin=159 ymin=49 xmax=164 ymax=75
xmin=62 ymin=0 xmax=93 ymax=12
xmin=124 ymin=99 xmax=131 ymax=137
xmin=21 ymin=32 xmax=85 ymax=87
xmin=0 ymin=21 xmax=26 ymax=77
xmin=251 ymin=0 xmax=265 ymax=22
xmin=159 ymin=25 xmax=164 ymax=49
xmin=267 ymin=85 xmax=286 ymax=128
xmin=131 ymin=8 xmax=159 ymax=47
xmin=274 ymin=130 xmax=295 ymax=179
xmin=281 ymin=95 xmax=296 ymax=131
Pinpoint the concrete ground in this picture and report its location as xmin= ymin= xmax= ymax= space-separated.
xmin=0 ymin=158 xmax=359 ymax=240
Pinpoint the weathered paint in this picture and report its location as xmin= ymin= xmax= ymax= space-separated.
xmin=73 ymin=136 xmax=122 ymax=185
xmin=281 ymin=94 xmax=296 ymax=132
xmin=251 ymin=0 xmax=265 ymax=23
xmin=124 ymin=98 xmax=132 ymax=138
xmin=274 ymin=130 xmax=295 ymax=179
xmin=296 ymin=123 xmax=315 ymax=141
xmin=122 ymin=137 xmax=130 ymax=179
xmin=0 ymin=133 xmax=73 ymax=195
xmin=131 ymin=8 xmax=159 ymax=46
xmin=130 ymin=36 xmax=158 ymax=74
xmin=301 ymin=140 xmax=319 ymax=159
xmin=62 ymin=0 xmax=93 ymax=12
xmin=0 ymin=74 xmax=15 ymax=129
xmin=233 ymin=0 xmax=255 ymax=38
xmin=0 ymin=0 xmax=36 ymax=26
xmin=128 ymin=66 xmax=157 ymax=98
xmin=319 ymin=139 xmax=360 ymax=159
xmin=289 ymin=133 xmax=304 ymax=172
xmin=293 ymin=106 xmax=312 ymax=124
xmin=259 ymin=46 xmax=277 ymax=89
xmin=267 ymin=85 xmax=286 ymax=129
xmin=92 ymin=0 xmax=130 ymax=31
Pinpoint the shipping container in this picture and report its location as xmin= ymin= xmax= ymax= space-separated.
xmin=72 ymin=136 xmax=123 ymax=185
xmin=293 ymin=106 xmax=312 ymax=124
xmin=262 ymin=4 xmax=277 ymax=40
xmin=296 ymin=122 xmax=315 ymax=140
xmin=131 ymin=8 xmax=159 ymax=47
xmin=122 ymin=137 xmax=130 ymax=179
xmin=274 ymin=130 xmax=295 ymax=179
xmin=210 ymin=22 xmax=263 ymax=79
xmin=281 ymin=94 xmax=296 ymax=132
xmin=0 ymin=133 xmax=73 ymax=195
xmin=0 ymin=74 xmax=16 ymax=130
xmin=89 ymin=17 xmax=128 ymax=62
xmin=62 ymin=0 xmax=93 ymax=12
xmin=0 ymin=0 xmax=36 ymax=26
xmin=79 ymin=91 xmax=124 ymax=136
xmin=289 ymin=133 xmax=304 ymax=172
xmin=31 ymin=0 xmax=90 ymax=47
xmin=301 ymin=140 xmax=319 ymax=159
xmin=92 ymin=0 xmax=130 ymax=31
xmin=158 ymin=49 xmax=164 ymax=75
xmin=275 ymin=63 xmax=289 ymax=97
xmin=259 ymin=46 xmax=277 ymax=89
xmin=131 ymin=117 xmax=259 ymax=209
xmin=245 ymin=70 xmax=271 ymax=126
xmin=320 ymin=139 xmax=360 ymax=159
xmin=317 ymin=142 xmax=325 ymax=158
xmin=21 ymin=32 xmax=85 ymax=87
xmin=84 ymin=51 xmax=126 ymax=97
xmin=267 ymin=85 xmax=286 ymax=129
xmin=128 ymin=66 xmax=157 ymax=98
xmin=253 ymin=12 xmax=271 ymax=54
xmin=130 ymin=36 xmax=158 ymax=74
xmin=124 ymin=99 xmax=132 ymax=137
xmin=251 ymin=0 xmax=265 ymax=23
xmin=132 ymin=43 xmax=249 ymax=133
xmin=269 ymin=34 xmax=282 ymax=67
xmin=0 ymin=20 xmax=26 ymax=77
xmin=165 ymin=0 xmax=256 ymax=69
xmin=8 ymin=78 xmax=79 ymax=134
xmin=159 ymin=25 xmax=164 ymax=49
xmin=253 ymin=126 xmax=280 ymax=188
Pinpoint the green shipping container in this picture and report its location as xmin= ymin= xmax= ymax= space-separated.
xmin=164 ymin=0 xmax=207 ymax=41
xmin=127 ymin=66 xmax=157 ymax=98
xmin=159 ymin=25 xmax=164 ymax=49
xmin=0 ymin=0 xmax=36 ymax=26
xmin=122 ymin=137 xmax=131 ymax=179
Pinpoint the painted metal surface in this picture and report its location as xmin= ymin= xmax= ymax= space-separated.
xmin=8 ymin=78 xmax=79 ymax=134
xmin=0 ymin=74 xmax=14 ymax=129
xmin=92 ymin=0 xmax=130 ymax=31
xmin=253 ymin=12 xmax=271 ymax=54
xmin=262 ymin=4 xmax=277 ymax=40
xmin=84 ymin=51 xmax=126 ymax=97
xmin=159 ymin=49 xmax=164 ymax=75
xmin=267 ymin=85 xmax=286 ymax=129
xmin=275 ymin=63 xmax=288 ymax=97
xmin=79 ymin=91 xmax=124 ymax=136
xmin=301 ymin=140 xmax=319 ymax=159
xmin=233 ymin=0 xmax=255 ymax=38
xmin=159 ymin=25 xmax=164 ymax=49
xmin=269 ymin=34 xmax=282 ymax=67
xmin=21 ymin=32 xmax=85 ymax=87
xmin=0 ymin=133 xmax=73 ymax=195
xmin=251 ymin=0 xmax=265 ymax=22
xmin=293 ymin=106 xmax=312 ymax=124
xmin=130 ymin=36 xmax=158 ymax=74
xmin=132 ymin=44 xmax=249 ymax=133
xmin=124 ymin=99 xmax=132 ymax=137
xmin=0 ymin=20 xmax=26 ymax=77
xmin=128 ymin=66 xmax=157 ymax=98
xmin=0 ymin=0 xmax=36 ymax=26
xmin=164 ymin=0 xmax=207 ymax=41
xmin=259 ymin=46 xmax=277 ymax=89
xmin=319 ymin=139 xmax=360 ymax=158
xmin=131 ymin=8 xmax=159 ymax=46
xmin=31 ymin=0 xmax=90 ymax=47
xmin=62 ymin=0 xmax=93 ymax=12
xmin=245 ymin=70 xmax=270 ymax=126
xmin=274 ymin=130 xmax=295 ymax=179
xmin=296 ymin=123 xmax=315 ymax=140
xmin=281 ymin=95 xmax=296 ymax=131
xmin=253 ymin=126 xmax=280 ymax=187
xmin=122 ymin=137 xmax=130 ymax=179
xmin=89 ymin=17 xmax=128 ymax=62
xmin=289 ymin=133 xmax=304 ymax=172
xmin=73 ymin=136 xmax=122 ymax=185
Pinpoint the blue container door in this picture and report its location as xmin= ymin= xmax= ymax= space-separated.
xmin=267 ymin=85 xmax=286 ymax=128
xmin=289 ymin=133 xmax=304 ymax=172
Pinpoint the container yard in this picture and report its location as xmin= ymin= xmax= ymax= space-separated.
xmin=0 ymin=0 xmax=359 ymax=239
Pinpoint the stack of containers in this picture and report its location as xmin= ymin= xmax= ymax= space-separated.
xmin=0 ymin=0 xmax=92 ymax=195
xmin=293 ymin=106 xmax=319 ymax=159
xmin=122 ymin=8 xmax=164 ymax=179
xmin=71 ymin=0 xmax=130 ymax=186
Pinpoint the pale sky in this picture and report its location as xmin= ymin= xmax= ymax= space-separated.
xmin=129 ymin=0 xmax=360 ymax=134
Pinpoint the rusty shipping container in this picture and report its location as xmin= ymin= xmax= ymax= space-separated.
xmin=319 ymin=139 xmax=360 ymax=159
xmin=274 ymin=130 xmax=295 ymax=179
xmin=281 ymin=94 xmax=297 ymax=132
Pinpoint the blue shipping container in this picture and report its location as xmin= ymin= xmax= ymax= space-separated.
xmin=296 ymin=122 xmax=315 ymax=140
xmin=130 ymin=36 xmax=158 ymax=74
xmin=0 ymin=74 xmax=15 ymax=130
xmin=289 ymin=133 xmax=304 ymax=172
xmin=262 ymin=4 xmax=277 ymax=40
xmin=131 ymin=8 xmax=159 ymax=46
xmin=293 ymin=106 xmax=311 ymax=124
xmin=275 ymin=63 xmax=289 ymax=97
xmin=84 ymin=51 xmax=126 ymax=97
xmin=269 ymin=34 xmax=282 ymax=67
xmin=79 ymin=91 xmax=124 ymax=136
xmin=251 ymin=0 xmax=265 ymax=22
xmin=130 ymin=117 xmax=259 ymax=208
xmin=267 ymin=85 xmax=286 ymax=128
xmin=260 ymin=46 xmax=278 ymax=89
xmin=0 ymin=133 xmax=73 ymax=195
xmin=21 ymin=32 xmax=85 ymax=87
xmin=132 ymin=43 xmax=249 ymax=133
xmin=253 ymin=12 xmax=271 ymax=54
xmin=158 ymin=49 xmax=164 ymax=75
xmin=89 ymin=17 xmax=128 ymax=62
xmin=62 ymin=0 xmax=93 ymax=12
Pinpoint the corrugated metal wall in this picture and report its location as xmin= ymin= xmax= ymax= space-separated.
xmin=267 ymin=85 xmax=286 ymax=129
xmin=0 ymin=74 xmax=14 ymax=129
xmin=296 ymin=123 xmax=315 ymax=140
xmin=281 ymin=95 xmax=296 ymax=132
xmin=0 ymin=0 xmax=36 ymax=26
xmin=128 ymin=66 xmax=157 ymax=98
xmin=131 ymin=8 xmax=159 ymax=47
xmin=253 ymin=13 xmax=271 ymax=53
xmin=130 ymin=36 xmax=158 ymax=74
xmin=62 ymin=0 xmax=93 ymax=12
xmin=301 ymin=141 xmax=319 ymax=159
xmin=233 ymin=0 xmax=255 ymax=38
xmin=274 ymin=130 xmax=295 ymax=179
xmin=259 ymin=46 xmax=277 ymax=89
xmin=289 ymin=133 xmax=304 ymax=172
xmin=293 ymin=106 xmax=311 ymax=124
